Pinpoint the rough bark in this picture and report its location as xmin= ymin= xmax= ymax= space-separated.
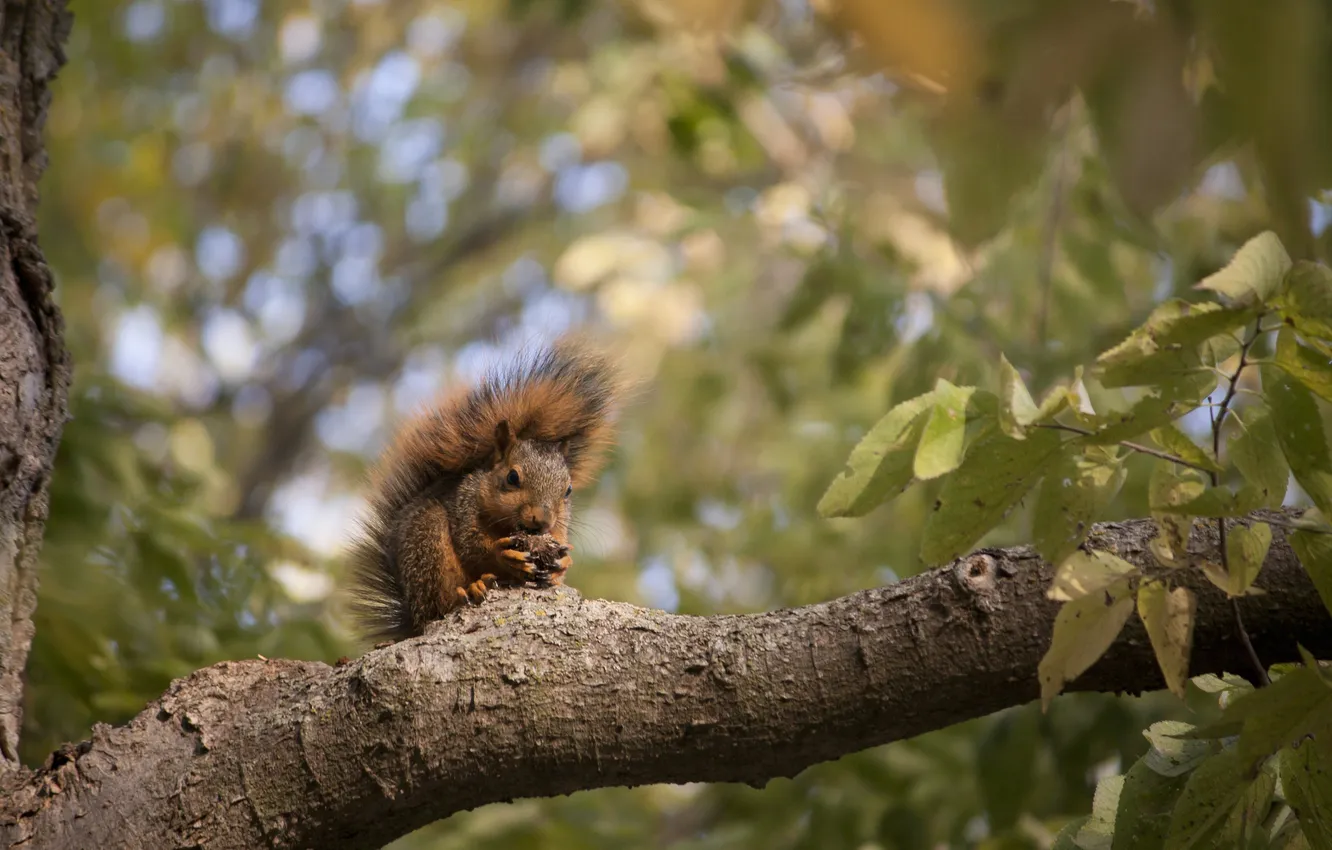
xmin=0 ymin=512 xmax=1327 ymax=850
xmin=0 ymin=0 xmax=71 ymax=770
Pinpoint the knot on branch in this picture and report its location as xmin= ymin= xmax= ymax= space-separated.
xmin=954 ymin=553 xmax=999 ymax=594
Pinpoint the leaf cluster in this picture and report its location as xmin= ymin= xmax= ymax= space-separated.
xmin=1055 ymin=657 xmax=1332 ymax=850
xmin=822 ymin=232 xmax=1332 ymax=845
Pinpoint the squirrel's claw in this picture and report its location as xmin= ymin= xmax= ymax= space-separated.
xmin=456 ymin=573 xmax=498 ymax=606
xmin=546 ymin=553 xmax=572 ymax=585
xmin=464 ymin=578 xmax=490 ymax=604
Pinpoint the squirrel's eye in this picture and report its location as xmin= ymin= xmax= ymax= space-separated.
xmin=564 ymin=485 xmax=573 ymax=498
xmin=506 ymin=469 xmax=521 ymax=487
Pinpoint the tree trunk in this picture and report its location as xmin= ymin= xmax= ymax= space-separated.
xmin=0 ymin=512 xmax=1327 ymax=850
xmin=0 ymin=0 xmax=72 ymax=771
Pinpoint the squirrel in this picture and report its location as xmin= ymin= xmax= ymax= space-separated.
xmin=346 ymin=337 xmax=624 ymax=643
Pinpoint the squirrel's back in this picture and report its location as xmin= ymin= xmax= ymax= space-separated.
xmin=345 ymin=337 xmax=623 ymax=641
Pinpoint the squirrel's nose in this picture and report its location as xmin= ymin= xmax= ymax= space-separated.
xmin=519 ymin=506 xmax=552 ymax=534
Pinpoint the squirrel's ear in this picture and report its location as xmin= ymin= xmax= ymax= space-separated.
xmin=494 ymin=420 xmax=514 ymax=461
xmin=557 ymin=437 xmax=571 ymax=460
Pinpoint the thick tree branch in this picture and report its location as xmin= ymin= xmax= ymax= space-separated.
xmin=0 ymin=511 xmax=1328 ymax=850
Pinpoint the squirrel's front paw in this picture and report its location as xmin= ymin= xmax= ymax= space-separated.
xmin=456 ymin=573 xmax=498 ymax=605
xmin=538 ymin=543 xmax=573 ymax=586
xmin=493 ymin=536 xmax=538 ymax=580
xmin=493 ymin=534 xmax=569 ymax=584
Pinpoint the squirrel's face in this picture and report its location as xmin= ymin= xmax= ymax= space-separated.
xmin=477 ymin=420 xmax=573 ymax=536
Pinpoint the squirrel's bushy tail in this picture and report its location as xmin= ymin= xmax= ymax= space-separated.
xmin=345 ymin=337 xmax=624 ymax=642
xmin=346 ymin=531 xmax=412 ymax=644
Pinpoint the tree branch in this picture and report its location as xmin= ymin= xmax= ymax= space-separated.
xmin=1 ymin=510 xmax=1327 ymax=849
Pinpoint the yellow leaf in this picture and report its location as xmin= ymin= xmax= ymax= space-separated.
xmin=1048 ymin=550 xmax=1139 ymax=602
xmin=998 ymin=354 xmax=1039 ymax=437
xmin=1039 ymin=580 xmax=1135 ymax=710
xmin=1199 ymin=560 xmax=1233 ymax=595
xmin=1137 ymin=581 xmax=1196 ymax=698
xmin=1225 ymin=522 xmax=1272 ymax=596
xmin=819 ymin=0 xmax=979 ymax=92
xmin=1198 ymin=560 xmax=1270 ymax=598
xmin=1148 ymin=521 xmax=1191 ymax=568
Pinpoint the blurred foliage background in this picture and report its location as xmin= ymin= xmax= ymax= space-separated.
xmin=23 ymin=0 xmax=1332 ymax=846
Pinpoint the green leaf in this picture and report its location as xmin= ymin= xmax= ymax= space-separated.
xmin=1096 ymin=299 xmax=1240 ymax=396
xmin=1100 ymin=299 xmax=1253 ymax=360
xmin=1288 ymin=525 xmax=1332 ymax=618
xmin=1276 ymin=260 xmax=1332 ymax=340
xmin=1272 ymin=818 xmax=1313 ymax=850
xmin=1150 ymin=423 xmax=1222 ymax=473
xmin=1230 ymin=404 xmax=1291 ymax=509
xmin=1202 ymin=665 xmax=1332 ymax=764
xmin=1049 ymin=549 xmax=1139 ymax=602
xmin=1082 ymin=396 xmax=1181 ymax=446
xmin=1275 ymin=328 xmax=1332 ymax=403
xmin=1149 ymin=515 xmax=1195 ymax=569
xmin=977 ymin=708 xmax=1040 ymax=831
xmin=1279 ymin=737 xmax=1332 ymax=848
xmin=999 ymin=354 xmax=1040 ymax=438
xmin=1143 ymin=720 xmax=1215 ymax=777
xmin=1149 ymin=464 xmax=1207 ymax=513
xmin=920 ymin=429 xmax=1064 ymax=565
xmin=1034 ymin=451 xmax=1128 ymax=566
xmin=1153 ymin=299 xmax=1261 ymax=347
xmin=1054 ymin=817 xmax=1091 ymax=850
xmin=1191 ymin=672 xmax=1255 ymax=697
xmin=1038 ymin=578 xmax=1135 ymax=709
xmin=1034 ymin=371 xmax=1089 ymax=425
xmin=1097 ymin=340 xmax=1217 ymax=398
xmin=1078 ymin=774 xmax=1124 ymax=850
xmin=913 ymin=380 xmax=980 ymax=480
xmin=1143 ymin=441 xmax=1262 ymax=518
xmin=1137 ymin=581 xmax=1196 ymax=698
xmin=1225 ymin=522 xmax=1272 ymax=597
xmin=1297 ymin=645 xmax=1330 ymax=681
xmin=1112 ymin=756 xmax=1192 ymax=850
xmin=1287 ymin=509 xmax=1332 ymax=532
xmin=1264 ymin=364 xmax=1332 ymax=518
xmin=1153 ymin=484 xmax=1265 ymax=519
xmin=1194 ymin=230 xmax=1292 ymax=307
xmin=1202 ymin=333 xmax=1242 ymax=371
xmin=1147 ymin=465 xmax=1199 ymax=568
xmin=1154 ymin=301 xmax=1261 ymax=347
xmin=1220 ymin=763 xmax=1277 ymax=849
xmin=818 ymin=390 xmax=937 ymax=518
xmin=1164 ymin=751 xmax=1250 ymax=849
xmin=1198 ymin=559 xmax=1269 ymax=599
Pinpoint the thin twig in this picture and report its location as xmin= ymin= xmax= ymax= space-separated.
xmin=1211 ymin=317 xmax=1269 ymax=686
xmin=1210 ymin=318 xmax=1264 ymax=456
xmin=1232 ymin=599 xmax=1269 ymax=689
xmin=1034 ymin=423 xmax=1213 ymax=473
